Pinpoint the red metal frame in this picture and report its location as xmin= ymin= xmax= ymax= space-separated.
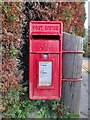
xmin=29 ymin=21 xmax=63 ymax=100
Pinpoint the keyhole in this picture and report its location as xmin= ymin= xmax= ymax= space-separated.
xmin=43 ymin=54 xmax=48 ymax=59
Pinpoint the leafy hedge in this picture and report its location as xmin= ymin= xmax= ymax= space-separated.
xmin=1 ymin=1 xmax=85 ymax=95
xmin=1 ymin=2 xmax=23 ymax=112
xmin=2 ymin=85 xmax=79 ymax=118
xmin=1 ymin=2 xmax=85 ymax=118
xmin=1 ymin=2 xmax=23 ymax=92
xmin=25 ymin=2 xmax=85 ymax=36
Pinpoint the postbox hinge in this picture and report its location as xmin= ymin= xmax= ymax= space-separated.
xmin=62 ymin=77 xmax=83 ymax=82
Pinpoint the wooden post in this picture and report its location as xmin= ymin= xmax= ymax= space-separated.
xmin=62 ymin=32 xmax=83 ymax=114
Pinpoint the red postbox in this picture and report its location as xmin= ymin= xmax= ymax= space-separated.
xmin=29 ymin=21 xmax=63 ymax=100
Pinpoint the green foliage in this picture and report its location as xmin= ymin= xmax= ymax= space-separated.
xmin=2 ymin=86 xmax=80 ymax=118
xmin=2 ymin=85 xmax=37 ymax=118
xmin=63 ymin=113 xmax=79 ymax=118
xmin=36 ymin=100 xmax=79 ymax=118
xmin=2 ymin=2 xmax=23 ymax=91
xmin=1 ymin=2 xmax=16 ymax=23
xmin=9 ymin=47 xmax=18 ymax=58
xmin=62 ymin=8 xmax=74 ymax=20
xmin=36 ymin=100 xmax=63 ymax=118
xmin=83 ymin=41 xmax=90 ymax=57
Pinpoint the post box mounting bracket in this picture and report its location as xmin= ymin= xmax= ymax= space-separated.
xmin=62 ymin=50 xmax=84 ymax=54
xmin=62 ymin=77 xmax=83 ymax=82
xmin=62 ymin=50 xmax=83 ymax=82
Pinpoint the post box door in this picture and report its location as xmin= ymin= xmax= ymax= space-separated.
xmin=29 ymin=53 xmax=61 ymax=100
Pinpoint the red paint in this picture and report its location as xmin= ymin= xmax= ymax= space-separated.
xmin=29 ymin=21 xmax=63 ymax=100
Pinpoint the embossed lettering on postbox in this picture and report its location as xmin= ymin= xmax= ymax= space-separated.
xmin=30 ymin=22 xmax=61 ymax=34
xmin=32 ymin=25 xmax=59 ymax=31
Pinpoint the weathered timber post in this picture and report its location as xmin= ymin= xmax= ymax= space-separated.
xmin=62 ymin=32 xmax=83 ymax=114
